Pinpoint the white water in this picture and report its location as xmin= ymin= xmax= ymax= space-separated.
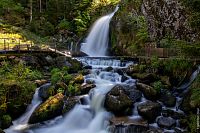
xmin=5 ymin=87 xmax=42 ymax=132
xmin=80 ymin=6 xmax=119 ymax=57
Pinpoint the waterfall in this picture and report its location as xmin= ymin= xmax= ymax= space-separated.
xmin=80 ymin=6 xmax=119 ymax=57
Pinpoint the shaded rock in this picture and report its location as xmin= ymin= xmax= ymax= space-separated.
xmin=62 ymin=97 xmax=80 ymax=114
xmin=66 ymin=58 xmax=82 ymax=73
xmin=137 ymin=101 xmax=162 ymax=122
xmin=136 ymin=83 xmax=158 ymax=100
xmin=162 ymin=109 xmax=185 ymax=120
xmin=109 ymin=116 xmax=149 ymax=133
xmin=80 ymin=83 xmax=96 ymax=95
xmin=104 ymin=66 xmax=113 ymax=72
xmin=0 ymin=129 xmax=5 ymax=133
xmin=132 ymin=73 xmax=158 ymax=85
xmin=38 ymin=83 xmax=55 ymax=101
xmin=0 ymin=115 xmax=12 ymax=129
xmin=126 ymin=65 xmax=141 ymax=75
xmin=160 ymin=76 xmax=171 ymax=88
xmin=86 ymin=79 xmax=95 ymax=84
xmin=83 ymin=65 xmax=92 ymax=69
xmin=121 ymin=75 xmax=129 ymax=82
xmin=179 ymin=93 xmax=192 ymax=113
xmin=29 ymin=93 xmax=64 ymax=124
xmin=56 ymin=56 xmax=71 ymax=68
xmin=123 ymin=85 xmax=142 ymax=102
xmin=82 ymin=69 xmax=91 ymax=75
xmin=159 ymin=90 xmax=176 ymax=107
xmin=35 ymin=79 xmax=48 ymax=87
xmin=105 ymin=85 xmax=133 ymax=116
xmin=157 ymin=117 xmax=176 ymax=129
xmin=45 ymin=55 xmax=55 ymax=65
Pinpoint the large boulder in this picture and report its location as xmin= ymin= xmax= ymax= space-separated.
xmin=104 ymin=85 xmax=133 ymax=116
xmin=136 ymin=83 xmax=158 ymax=100
xmin=70 ymin=74 xmax=84 ymax=85
xmin=131 ymin=73 xmax=158 ymax=85
xmin=56 ymin=56 xmax=71 ymax=68
xmin=159 ymin=90 xmax=176 ymax=107
xmin=123 ymin=85 xmax=142 ymax=102
xmin=62 ymin=97 xmax=80 ymax=114
xmin=137 ymin=101 xmax=162 ymax=122
xmin=157 ymin=117 xmax=176 ymax=129
xmin=38 ymin=83 xmax=55 ymax=101
xmin=0 ymin=115 xmax=12 ymax=129
xmin=80 ymin=83 xmax=96 ymax=95
xmin=29 ymin=93 xmax=64 ymax=124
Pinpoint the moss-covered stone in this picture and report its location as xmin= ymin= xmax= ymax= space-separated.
xmin=0 ymin=115 xmax=12 ymax=129
xmin=28 ymin=93 xmax=64 ymax=124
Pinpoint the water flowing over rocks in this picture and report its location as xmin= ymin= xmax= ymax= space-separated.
xmin=159 ymin=90 xmax=176 ymax=107
xmin=137 ymin=101 xmax=162 ymax=122
xmin=104 ymin=85 xmax=133 ymax=116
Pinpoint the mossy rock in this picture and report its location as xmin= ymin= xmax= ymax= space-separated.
xmin=66 ymin=58 xmax=82 ymax=73
xmin=131 ymin=73 xmax=158 ymax=85
xmin=28 ymin=93 xmax=64 ymax=124
xmin=0 ymin=115 xmax=12 ymax=129
xmin=70 ymin=74 xmax=84 ymax=85
xmin=0 ymin=80 xmax=36 ymax=119
xmin=0 ymin=128 xmax=5 ymax=133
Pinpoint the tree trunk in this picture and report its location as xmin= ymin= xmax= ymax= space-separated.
xmin=30 ymin=0 xmax=33 ymax=23
xmin=40 ymin=0 xmax=42 ymax=12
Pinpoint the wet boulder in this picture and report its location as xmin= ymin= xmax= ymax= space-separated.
xmin=105 ymin=85 xmax=133 ymax=116
xmin=131 ymin=73 xmax=158 ymax=85
xmin=0 ymin=115 xmax=12 ymax=129
xmin=62 ymin=97 xmax=80 ymax=114
xmin=136 ymin=83 xmax=158 ymax=100
xmin=104 ymin=66 xmax=113 ymax=72
xmin=157 ymin=117 xmax=176 ymax=129
xmin=109 ymin=116 xmax=149 ymax=133
xmin=159 ymin=90 xmax=176 ymax=107
xmin=38 ymin=83 xmax=56 ymax=101
xmin=29 ymin=93 xmax=64 ymax=124
xmin=80 ymin=83 xmax=96 ymax=95
xmin=137 ymin=101 xmax=162 ymax=122
xmin=123 ymin=85 xmax=142 ymax=102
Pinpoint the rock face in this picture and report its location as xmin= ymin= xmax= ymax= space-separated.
xmin=137 ymin=101 xmax=162 ymax=122
xmin=80 ymin=83 xmax=96 ymax=95
xmin=142 ymin=0 xmax=197 ymax=41
xmin=136 ymin=83 xmax=158 ymax=100
xmin=62 ymin=97 xmax=80 ymax=114
xmin=159 ymin=90 xmax=176 ymax=107
xmin=29 ymin=93 xmax=64 ymax=124
xmin=38 ymin=83 xmax=55 ymax=101
xmin=104 ymin=85 xmax=133 ymax=116
xmin=109 ymin=117 xmax=149 ymax=133
xmin=157 ymin=117 xmax=176 ymax=129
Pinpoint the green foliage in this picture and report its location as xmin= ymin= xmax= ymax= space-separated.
xmin=0 ymin=115 xmax=12 ymax=129
xmin=150 ymin=56 xmax=160 ymax=70
xmin=68 ymin=84 xmax=80 ymax=96
xmin=57 ymin=19 xmax=72 ymax=30
xmin=51 ymin=67 xmax=72 ymax=85
xmin=188 ymin=114 xmax=198 ymax=133
xmin=153 ymin=81 xmax=163 ymax=93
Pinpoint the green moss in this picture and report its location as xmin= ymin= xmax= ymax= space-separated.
xmin=1 ymin=115 xmax=12 ymax=129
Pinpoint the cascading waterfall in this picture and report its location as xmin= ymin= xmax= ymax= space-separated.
xmin=80 ymin=6 xmax=119 ymax=57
